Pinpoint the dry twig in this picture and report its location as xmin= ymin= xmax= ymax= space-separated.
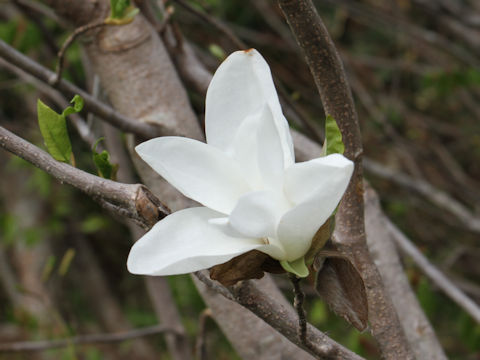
xmin=53 ymin=20 xmax=106 ymax=85
xmin=0 ymin=324 xmax=178 ymax=353
xmin=386 ymin=218 xmax=480 ymax=324
xmin=0 ymin=40 xmax=162 ymax=138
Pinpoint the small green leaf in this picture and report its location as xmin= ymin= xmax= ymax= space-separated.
xmin=280 ymin=257 xmax=309 ymax=278
xmin=81 ymin=215 xmax=109 ymax=233
xmin=106 ymin=0 xmax=138 ymax=24
xmin=321 ymin=115 xmax=345 ymax=156
xmin=37 ymin=99 xmax=73 ymax=164
xmin=58 ymin=248 xmax=76 ymax=276
xmin=110 ymin=0 xmax=130 ymax=19
xmin=209 ymin=44 xmax=226 ymax=60
xmin=92 ymin=138 xmax=118 ymax=180
xmin=37 ymin=96 xmax=84 ymax=166
xmin=62 ymin=94 xmax=84 ymax=117
xmin=42 ymin=255 xmax=56 ymax=282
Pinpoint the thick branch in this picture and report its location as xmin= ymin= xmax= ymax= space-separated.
xmin=230 ymin=280 xmax=365 ymax=360
xmin=0 ymin=39 xmax=161 ymax=138
xmin=278 ymin=1 xmax=414 ymax=358
xmin=364 ymin=185 xmax=448 ymax=360
xmin=0 ymin=125 xmax=168 ymax=228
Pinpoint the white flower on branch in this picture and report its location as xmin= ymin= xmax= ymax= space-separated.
xmin=127 ymin=49 xmax=353 ymax=278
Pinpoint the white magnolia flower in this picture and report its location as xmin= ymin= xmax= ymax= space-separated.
xmin=127 ymin=49 xmax=353 ymax=278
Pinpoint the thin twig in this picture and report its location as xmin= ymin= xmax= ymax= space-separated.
xmin=12 ymin=0 xmax=67 ymax=27
xmin=0 ymin=39 xmax=162 ymax=138
xmin=171 ymin=0 xmax=247 ymax=49
xmin=157 ymin=5 xmax=175 ymax=33
xmin=53 ymin=20 xmax=106 ymax=85
xmin=288 ymin=274 xmax=308 ymax=347
xmin=363 ymin=158 xmax=480 ymax=234
xmin=0 ymin=58 xmax=97 ymax=148
xmin=0 ymin=324 xmax=179 ymax=353
xmin=195 ymin=308 xmax=213 ymax=360
xmin=322 ymin=0 xmax=480 ymax=68
xmin=194 ymin=270 xmax=236 ymax=302
xmin=386 ymin=219 xmax=480 ymax=324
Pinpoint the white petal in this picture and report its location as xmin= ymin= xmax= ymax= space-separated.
xmin=136 ymin=137 xmax=251 ymax=214
xmin=205 ymin=49 xmax=294 ymax=167
xmin=127 ymin=207 xmax=265 ymax=276
xmin=230 ymin=105 xmax=285 ymax=190
xmin=230 ymin=109 xmax=263 ymax=189
xmin=284 ymin=154 xmax=354 ymax=205
xmin=228 ymin=190 xmax=288 ymax=239
xmin=277 ymin=154 xmax=354 ymax=261
xmin=256 ymin=105 xmax=285 ymax=190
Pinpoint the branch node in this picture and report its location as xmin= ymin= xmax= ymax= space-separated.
xmin=135 ymin=185 xmax=171 ymax=227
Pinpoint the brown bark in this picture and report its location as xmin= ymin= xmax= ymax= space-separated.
xmin=194 ymin=276 xmax=316 ymax=360
xmin=278 ymin=1 xmax=415 ymax=358
xmin=364 ymin=186 xmax=447 ymax=360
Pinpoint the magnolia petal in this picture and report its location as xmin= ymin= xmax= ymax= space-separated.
xmin=136 ymin=137 xmax=250 ymax=214
xmin=127 ymin=207 xmax=266 ymax=276
xmin=277 ymin=154 xmax=354 ymax=260
xmin=229 ymin=190 xmax=288 ymax=239
xmin=205 ymin=49 xmax=294 ymax=167
xmin=230 ymin=109 xmax=263 ymax=189
xmin=284 ymin=154 xmax=354 ymax=205
xmin=256 ymin=105 xmax=285 ymax=190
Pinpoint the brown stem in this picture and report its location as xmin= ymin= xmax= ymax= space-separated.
xmin=0 ymin=125 xmax=169 ymax=228
xmin=0 ymin=325 xmax=179 ymax=353
xmin=195 ymin=308 xmax=213 ymax=360
xmin=53 ymin=20 xmax=106 ymax=85
xmin=364 ymin=185 xmax=448 ymax=360
xmin=231 ymin=279 xmax=365 ymax=360
xmin=289 ymin=274 xmax=308 ymax=348
xmin=278 ymin=1 xmax=414 ymax=358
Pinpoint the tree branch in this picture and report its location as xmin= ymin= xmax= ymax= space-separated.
xmin=364 ymin=158 xmax=480 ymax=234
xmin=364 ymin=185 xmax=448 ymax=359
xmin=0 ymin=39 xmax=162 ymax=138
xmin=230 ymin=280 xmax=365 ymax=360
xmin=386 ymin=216 xmax=480 ymax=324
xmin=278 ymin=1 xmax=414 ymax=358
xmin=0 ymin=125 xmax=169 ymax=228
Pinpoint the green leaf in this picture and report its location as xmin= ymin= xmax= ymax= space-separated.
xmin=37 ymin=99 xmax=74 ymax=165
xmin=62 ymin=94 xmax=84 ymax=117
xmin=209 ymin=44 xmax=226 ymax=60
xmin=42 ymin=255 xmax=56 ymax=282
xmin=321 ymin=115 xmax=345 ymax=156
xmin=81 ymin=215 xmax=109 ymax=233
xmin=92 ymin=138 xmax=118 ymax=180
xmin=280 ymin=257 xmax=309 ymax=278
xmin=107 ymin=0 xmax=138 ymax=24
xmin=58 ymin=248 xmax=76 ymax=277
xmin=110 ymin=0 xmax=130 ymax=19
xmin=37 ymin=96 xmax=83 ymax=165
